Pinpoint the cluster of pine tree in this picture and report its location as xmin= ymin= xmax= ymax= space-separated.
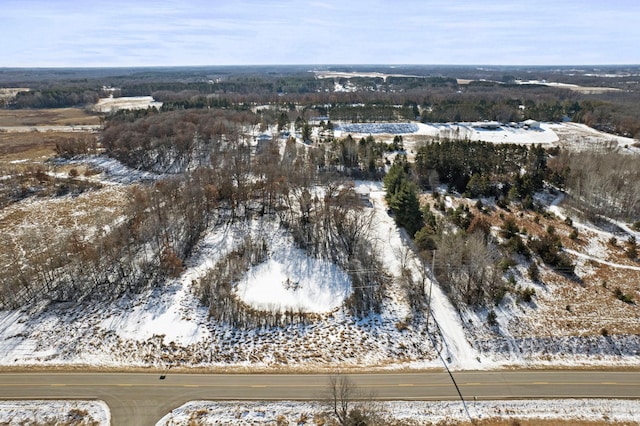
xmin=415 ymin=140 xmax=548 ymax=205
xmin=383 ymin=155 xmax=423 ymax=237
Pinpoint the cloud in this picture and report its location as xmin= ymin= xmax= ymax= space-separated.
xmin=1 ymin=0 xmax=639 ymax=66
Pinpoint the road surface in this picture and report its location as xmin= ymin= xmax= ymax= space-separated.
xmin=1 ymin=370 xmax=639 ymax=425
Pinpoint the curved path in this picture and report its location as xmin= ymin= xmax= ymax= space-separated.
xmin=1 ymin=370 xmax=639 ymax=425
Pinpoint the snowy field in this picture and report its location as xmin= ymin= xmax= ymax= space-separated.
xmin=234 ymin=224 xmax=351 ymax=313
xmin=92 ymin=96 xmax=162 ymax=113
xmin=515 ymin=79 xmax=622 ymax=94
xmin=336 ymin=123 xmax=419 ymax=134
xmin=158 ymin=399 xmax=640 ymax=425
xmin=335 ymin=121 xmax=560 ymax=144
xmin=0 ymin=400 xmax=110 ymax=425
xmin=62 ymin=155 xmax=165 ymax=184
xmin=334 ymin=120 xmax=639 ymax=153
xmin=416 ymin=122 xmax=560 ymax=144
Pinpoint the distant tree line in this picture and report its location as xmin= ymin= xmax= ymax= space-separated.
xmin=4 ymin=67 xmax=640 ymax=139
xmin=11 ymin=88 xmax=100 ymax=108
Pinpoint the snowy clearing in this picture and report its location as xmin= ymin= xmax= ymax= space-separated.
xmin=0 ymin=400 xmax=110 ymax=425
xmin=61 ymin=155 xmax=165 ymax=184
xmin=158 ymin=399 xmax=640 ymax=425
xmin=416 ymin=122 xmax=560 ymax=144
xmin=92 ymin=96 xmax=162 ymax=113
xmin=313 ymin=70 xmax=423 ymax=81
xmin=235 ymin=227 xmax=351 ymax=312
xmin=334 ymin=120 xmax=639 ymax=154
xmin=515 ymin=79 xmax=622 ymax=94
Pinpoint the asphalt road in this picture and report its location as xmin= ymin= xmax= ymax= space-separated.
xmin=1 ymin=370 xmax=639 ymax=425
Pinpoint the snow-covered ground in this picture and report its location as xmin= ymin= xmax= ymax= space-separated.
xmin=416 ymin=122 xmax=561 ymax=144
xmin=60 ymin=155 xmax=165 ymax=184
xmin=0 ymin=400 xmax=110 ymax=425
xmin=92 ymin=96 xmax=162 ymax=113
xmin=1 ymin=175 xmax=637 ymax=371
xmin=0 ymin=118 xmax=638 ymax=371
xmin=334 ymin=121 xmax=559 ymax=144
xmin=6 ymin=397 xmax=636 ymax=425
xmin=235 ymin=223 xmax=351 ymax=313
xmin=334 ymin=120 xmax=639 ymax=153
xmin=364 ymin=181 xmax=483 ymax=370
xmin=515 ymin=79 xmax=622 ymax=94
xmin=549 ymin=121 xmax=639 ymax=151
xmin=158 ymin=399 xmax=640 ymax=425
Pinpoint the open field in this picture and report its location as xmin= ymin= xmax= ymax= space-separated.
xmin=0 ymin=131 xmax=80 ymax=160
xmin=314 ymin=70 xmax=423 ymax=81
xmin=92 ymin=96 xmax=162 ymax=113
xmin=0 ymin=107 xmax=101 ymax=127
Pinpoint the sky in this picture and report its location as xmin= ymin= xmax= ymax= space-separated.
xmin=1 ymin=0 xmax=639 ymax=67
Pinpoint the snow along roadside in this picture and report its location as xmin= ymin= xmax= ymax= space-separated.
xmin=157 ymin=399 xmax=640 ymax=425
xmin=0 ymin=400 xmax=110 ymax=425
xmin=365 ymin=182 xmax=482 ymax=370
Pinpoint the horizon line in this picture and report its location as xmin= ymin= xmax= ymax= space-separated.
xmin=2 ymin=63 xmax=640 ymax=70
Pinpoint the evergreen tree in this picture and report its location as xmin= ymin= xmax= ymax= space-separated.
xmin=384 ymin=156 xmax=423 ymax=237
xmin=389 ymin=181 xmax=423 ymax=237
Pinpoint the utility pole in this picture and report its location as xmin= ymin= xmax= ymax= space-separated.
xmin=427 ymin=250 xmax=435 ymax=331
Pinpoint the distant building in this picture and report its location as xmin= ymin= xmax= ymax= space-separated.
xmin=523 ymin=119 xmax=540 ymax=129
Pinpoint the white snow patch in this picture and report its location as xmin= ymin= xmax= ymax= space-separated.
xmin=0 ymin=400 xmax=110 ymax=425
xmin=414 ymin=122 xmax=560 ymax=144
xmin=157 ymin=399 xmax=640 ymax=425
xmin=61 ymin=155 xmax=164 ymax=184
xmin=92 ymin=96 xmax=162 ymax=113
xmin=236 ymin=254 xmax=351 ymax=313
xmin=99 ymin=282 xmax=208 ymax=346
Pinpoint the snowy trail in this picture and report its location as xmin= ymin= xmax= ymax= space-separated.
xmin=364 ymin=182 xmax=480 ymax=369
xmin=423 ymin=277 xmax=480 ymax=368
xmin=564 ymin=248 xmax=640 ymax=271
